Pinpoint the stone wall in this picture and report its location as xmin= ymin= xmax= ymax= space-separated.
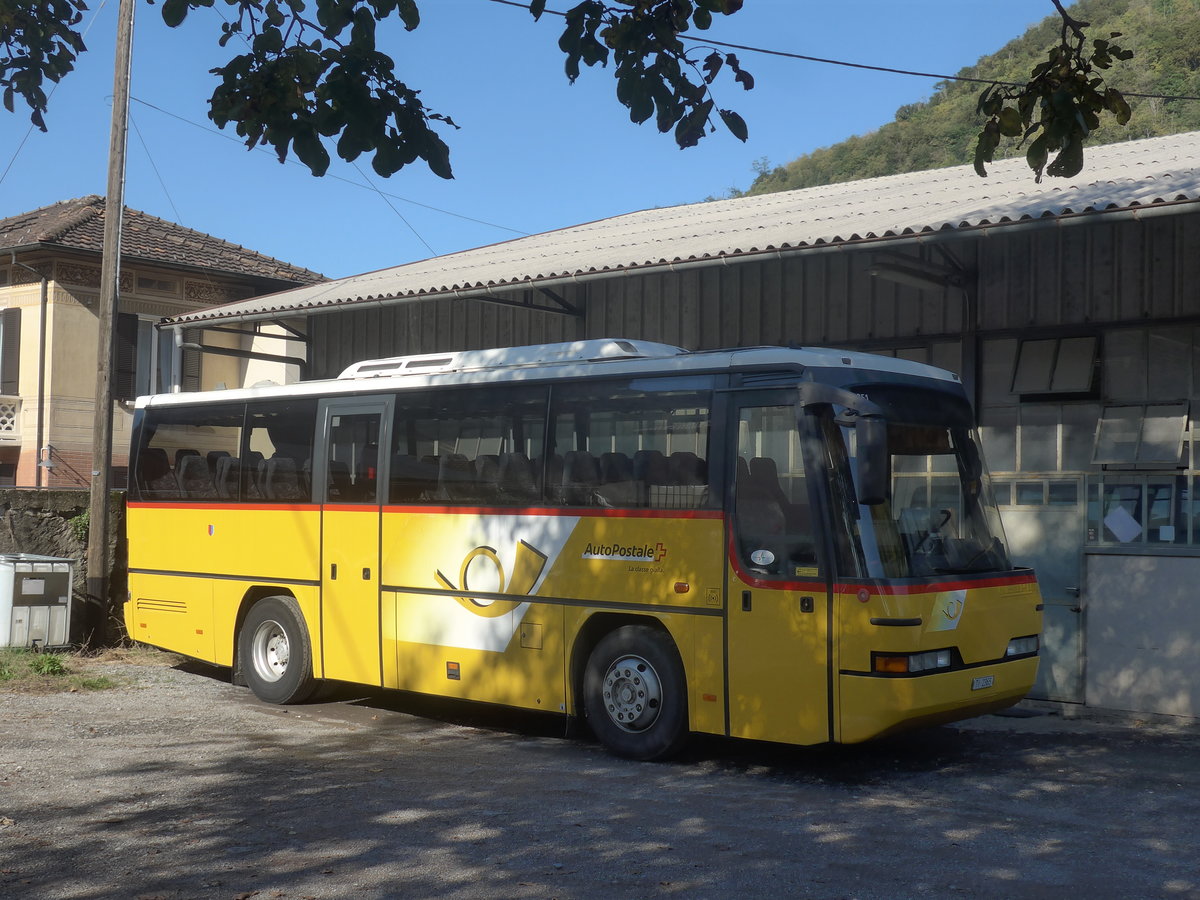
xmin=0 ymin=489 xmax=126 ymax=645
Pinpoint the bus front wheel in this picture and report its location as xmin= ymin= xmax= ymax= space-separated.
xmin=583 ymin=625 xmax=689 ymax=761
xmin=238 ymin=596 xmax=317 ymax=705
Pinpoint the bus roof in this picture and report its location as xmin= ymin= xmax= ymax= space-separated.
xmin=135 ymin=339 xmax=961 ymax=409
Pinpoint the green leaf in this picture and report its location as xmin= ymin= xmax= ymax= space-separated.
xmin=1025 ymin=134 xmax=1049 ymax=179
xmin=674 ymin=106 xmax=707 ymax=148
xmin=1105 ymin=88 xmax=1131 ymax=125
xmin=629 ymin=83 xmax=654 ymax=124
xmin=420 ymin=131 xmax=454 ymax=180
xmin=530 ymin=0 xmax=546 ymax=21
xmin=292 ymin=129 xmax=331 ymax=176
xmin=1046 ymin=136 xmax=1084 ymax=179
xmin=161 ymin=0 xmax=190 ymax=28
xmin=997 ymin=106 xmax=1023 ymax=137
xmin=719 ymin=108 xmax=747 ymax=142
xmin=973 ymin=120 xmax=999 ymax=178
xmin=397 ymin=0 xmax=420 ymax=31
xmin=975 ymin=84 xmax=993 ymax=115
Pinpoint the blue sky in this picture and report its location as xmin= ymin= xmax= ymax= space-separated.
xmin=0 ymin=0 xmax=1054 ymax=279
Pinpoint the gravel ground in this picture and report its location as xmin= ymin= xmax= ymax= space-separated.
xmin=2 ymin=653 xmax=1200 ymax=900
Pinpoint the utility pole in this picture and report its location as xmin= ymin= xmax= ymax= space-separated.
xmin=86 ymin=0 xmax=136 ymax=639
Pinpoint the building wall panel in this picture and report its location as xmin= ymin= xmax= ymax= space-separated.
xmin=1117 ymin=220 xmax=1146 ymax=322
xmin=1060 ymin=228 xmax=1088 ymax=324
xmin=310 ymin=210 xmax=1200 ymax=377
xmin=1033 ymin=232 xmax=1059 ymax=327
xmin=1148 ymin=217 xmax=1176 ymax=320
xmin=1089 ymin=224 xmax=1117 ymax=322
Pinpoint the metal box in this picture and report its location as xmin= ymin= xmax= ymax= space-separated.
xmin=0 ymin=554 xmax=75 ymax=649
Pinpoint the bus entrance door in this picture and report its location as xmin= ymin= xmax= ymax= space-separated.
xmin=316 ymin=398 xmax=392 ymax=686
xmin=725 ymin=400 xmax=831 ymax=746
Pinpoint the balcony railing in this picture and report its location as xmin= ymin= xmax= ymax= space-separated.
xmin=0 ymin=396 xmax=20 ymax=441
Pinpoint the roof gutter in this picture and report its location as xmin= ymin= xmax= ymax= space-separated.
xmin=162 ymin=196 xmax=1200 ymax=331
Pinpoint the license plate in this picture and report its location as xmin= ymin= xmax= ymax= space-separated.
xmin=972 ymin=675 xmax=995 ymax=691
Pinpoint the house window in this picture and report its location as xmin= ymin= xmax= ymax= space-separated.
xmin=116 ymin=313 xmax=185 ymax=400
xmin=136 ymin=275 xmax=178 ymax=295
xmin=1092 ymin=402 xmax=1189 ymax=467
xmin=1011 ymin=336 xmax=1097 ymax=395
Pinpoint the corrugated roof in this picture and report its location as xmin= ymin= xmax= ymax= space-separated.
xmin=0 ymin=195 xmax=325 ymax=286
xmin=169 ymin=131 xmax=1200 ymax=325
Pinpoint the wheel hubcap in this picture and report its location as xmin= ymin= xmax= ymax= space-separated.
xmin=601 ymin=654 xmax=662 ymax=732
xmin=251 ymin=620 xmax=289 ymax=683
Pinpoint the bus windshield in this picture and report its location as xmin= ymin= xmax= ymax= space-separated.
xmin=846 ymin=389 xmax=1011 ymax=579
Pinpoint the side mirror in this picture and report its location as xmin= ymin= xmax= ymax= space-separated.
xmin=855 ymin=414 xmax=888 ymax=506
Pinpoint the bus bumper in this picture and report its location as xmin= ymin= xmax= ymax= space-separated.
xmin=837 ymin=656 xmax=1040 ymax=744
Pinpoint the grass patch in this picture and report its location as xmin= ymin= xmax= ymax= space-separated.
xmin=29 ymin=652 xmax=68 ymax=676
xmin=0 ymin=647 xmax=126 ymax=694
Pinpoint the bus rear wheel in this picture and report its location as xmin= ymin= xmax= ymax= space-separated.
xmin=583 ymin=625 xmax=689 ymax=761
xmin=238 ymin=596 xmax=317 ymax=705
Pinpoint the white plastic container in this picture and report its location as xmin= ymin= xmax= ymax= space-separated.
xmin=0 ymin=554 xmax=75 ymax=649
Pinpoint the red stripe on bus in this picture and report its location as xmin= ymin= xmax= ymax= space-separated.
xmin=382 ymin=504 xmax=724 ymax=520
xmin=836 ymin=573 xmax=1038 ymax=596
xmin=126 ymin=502 xmax=317 ymax=512
xmin=726 ymin=531 xmax=1037 ymax=594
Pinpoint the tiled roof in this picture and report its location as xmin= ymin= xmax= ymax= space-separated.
xmin=169 ymin=130 xmax=1200 ymax=326
xmin=0 ymin=195 xmax=324 ymax=286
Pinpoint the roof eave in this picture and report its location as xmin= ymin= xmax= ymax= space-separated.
xmin=3 ymin=241 xmax=321 ymax=288
xmin=161 ymin=195 xmax=1200 ymax=329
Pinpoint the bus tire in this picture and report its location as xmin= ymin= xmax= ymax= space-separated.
xmin=583 ymin=625 xmax=689 ymax=761
xmin=238 ymin=596 xmax=317 ymax=705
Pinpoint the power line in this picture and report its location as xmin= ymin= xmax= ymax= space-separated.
xmin=0 ymin=0 xmax=112 ymax=189
xmin=130 ymin=111 xmax=184 ymax=225
xmin=128 ymin=97 xmax=530 ymax=237
xmin=485 ymin=0 xmax=1200 ymax=103
xmin=352 ymin=161 xmax=439 ymax=257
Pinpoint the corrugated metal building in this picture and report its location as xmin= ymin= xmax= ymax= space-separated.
xmin=167 ymin=131 xmax=1200 ymax=720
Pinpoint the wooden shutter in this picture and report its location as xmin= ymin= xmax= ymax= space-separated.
xmin=115 ymin=312 xmax=138 ymax=401
xmin=0 ymin=307 xmax=21 ymax=395
xmin=182 ymin=327 xmax=201 ymax=392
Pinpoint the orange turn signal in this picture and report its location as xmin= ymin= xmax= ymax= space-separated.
xmin=874 ymin=655 xmax=909 ymax=674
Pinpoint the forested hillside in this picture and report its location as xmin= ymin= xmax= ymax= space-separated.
xmin=742 ymin=0 xmax=1200 ymax=195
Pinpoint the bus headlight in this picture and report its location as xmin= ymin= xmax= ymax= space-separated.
xmin=873 ymin=648 xmax=953 ymax=674
xmin=1005 ymin=636 xmax=1039 ymax=657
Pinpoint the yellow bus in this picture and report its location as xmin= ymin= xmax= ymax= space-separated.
xmin=125 ymin=339 xmax=1041 ymax=760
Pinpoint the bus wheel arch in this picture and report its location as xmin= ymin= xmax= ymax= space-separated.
xmin=234 ymin=592 xmax=317 ymax=705
xmin=232 ymin=586 xmax=294 ymax=685
xmin=577 ymin=617 xmax=689 ymax=761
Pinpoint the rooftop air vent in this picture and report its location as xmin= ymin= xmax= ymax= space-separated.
xmin=337 ymin=339 xmax=686 ymax=379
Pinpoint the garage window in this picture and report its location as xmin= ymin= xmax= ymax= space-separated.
xmin=1092 ymin=402 xmax=1189 ymax=467
xmin=1011 ymin=336 xmax=1097 ymax=395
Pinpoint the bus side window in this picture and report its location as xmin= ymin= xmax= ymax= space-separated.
xmin=134 ymin=403 xmax=243 ymax=502
xmin=241 ymin=399 xmax=318 ymax=504
xmin=138 ymin=447 xmax=179 ymax=499
xmin=390 ymin=385 xmax=549 ymax=506
xmin=549 ymin=379 xmax=714 ymax=510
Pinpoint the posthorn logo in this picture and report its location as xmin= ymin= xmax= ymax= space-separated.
xmin=582 ymin=541 xmax=667 ymax=563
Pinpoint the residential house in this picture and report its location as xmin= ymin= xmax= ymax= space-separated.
xmin=0 ymin=196 xmax=323 ymax=488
